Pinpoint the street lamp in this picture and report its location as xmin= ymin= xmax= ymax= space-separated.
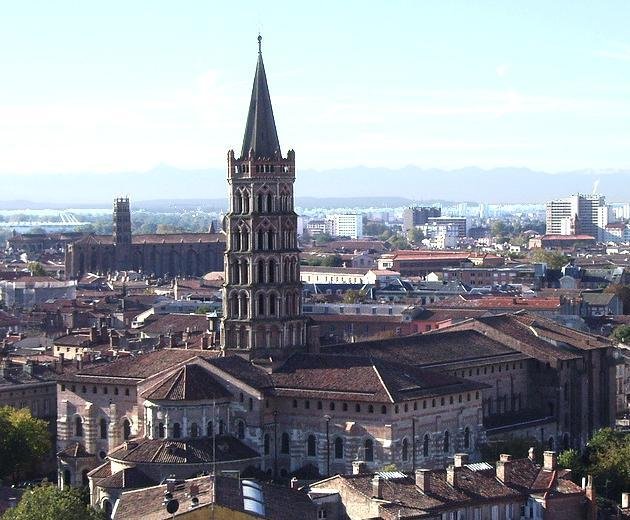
xmin=324 ymin=414 xmax=331 ymax=477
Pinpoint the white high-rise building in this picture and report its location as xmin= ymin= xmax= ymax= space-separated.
xmin=329 ymin=214 xmax=363 ymax=239
xmin=546 ymin=194 xmax=607 ymax=240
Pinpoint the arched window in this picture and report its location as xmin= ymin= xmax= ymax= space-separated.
xmin=103 ymin=499 xmax=112 ymax=518
xmin=402 ymin=438 xmax=409 ymax=462
xmin=123 ymin=419 xmax=131 ymax=440
xmin=158 ymin=422 xmax=165 ymax=438
xmin=219 ymin=420 xmax=224 ymax=435
xmin=237 ymin=420 xmax=245 ymax=440
xmin=266 ymin=193 xmax=273 ymax=213
xmin=443 ymin=431 xmax=450 ymax=453
xmin=464 ymin=427 xmax=470 ymax=449
xmin=334 ymin=437 xmax=344 ymax=459
xmin=307 ymin=434 xmax=317 ymax=457
xmin=258 ymin=294 xmax=266 ymax=317
xmin=264 ymin=434 xmax=270 ymax=455
xmin=281 ymin=432 xmax=290 ymax=454
xmin=190 ymin=423 xmax=199 ymax=438
xmin=257 ymin=260 xmax=265 ymax=282
xmin=206 ymin=421 xmax=213 ymax=437
xmin=257 ymin=193 xmax=264 ymax=213
xmin=364 ymin=439 xmax=374 ymax=462
xmin=99 ymin=418 xmax=107 ymax=439
xmin=75 ymin=416 xmax=83 ymax=437
xmin=269 ymin=294 xmax=277 ymax=316
xmin=423 ymin=434 xmax=430 ymax=457
xmin=173 ymin=423 xmax=181 ymax=439
xmin=381 ymin=405 xmax=387 ymax=414
xmin=268 ymin=260 xmax=276 ymax=283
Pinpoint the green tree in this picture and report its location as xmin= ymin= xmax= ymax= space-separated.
xmin=558 ymin=449 xmax=586 ymax=483
xmin=611 ymin=325 xmax=630 ymax=344
xmin=26 ymin=262 xmax=46 ymax=277
xmin=490 ymin=220 xmax=508 ymax=238
xmin=342 ymin=289 xmax=367 ymax=304
xmin=194 ymin=304 xmax=212 ymax=315
xmin=604 ymin=284 xmax=630 ymax=314
xmin=364 ymin=222 xmax=388 ymax=236
xmin=0 ymin=407 xmax=51 ymax=481
xmin=321 ymin=254 xmax=343 ymax=267
xmin=2 ymin=484 xmax=105 ymax=520
xmin=314 ymin=232 xmax=334 ymax=245
xmin=529 ymin=248 xmax=569 ymax=270
xmin=407 ymin=227 xmax=425 ymax=244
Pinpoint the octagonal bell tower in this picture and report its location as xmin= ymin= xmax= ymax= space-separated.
xmin=221 ymin=36 xmax=307 ymax=357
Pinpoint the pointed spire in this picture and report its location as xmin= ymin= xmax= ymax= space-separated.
xmin=240 ymin=35 xmax=281 ymax=159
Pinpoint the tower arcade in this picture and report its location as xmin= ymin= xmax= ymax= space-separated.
xmin=221 ymin=37 xmax=307 ymax=355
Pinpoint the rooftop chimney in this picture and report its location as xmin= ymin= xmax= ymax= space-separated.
xmin=543 ymin=451 xmax=557 ymax=471
xmin=372 ymin=475 xmax=383 ymax=499
xmin=352 ymin=461 xmax=368 ymax=475
xmin=290 ymin=478 xmax=299 ymax=490
xmin=453 ymin=453 xmax=469 ymax=468
xmin=446 ymin=465 xmax=457 ymax=488
xmin=415 ymin=469 xmax=431 ymax=493
xmin=585 ymin=475 xmax=596 ymax=520
xmin=622 ymin=492 xmax=630 ymax=509
xmin=528 ymin=447 xmax=536 ymax=462
xmin=496 ymin=454 xmax=513 ymax=484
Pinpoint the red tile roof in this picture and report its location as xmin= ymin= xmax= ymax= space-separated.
xmin=142 ymin=363 xmax=232 ymax=401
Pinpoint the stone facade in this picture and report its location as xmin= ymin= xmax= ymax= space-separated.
xmin=65 ymin=198 xmax=225 ymax=279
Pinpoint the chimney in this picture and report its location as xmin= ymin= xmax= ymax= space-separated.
xmin=415 ymin=469 xmax=431 ymax=492
xmin=528 ymin=447 xmax=536 ymax=462
xmin=0 ymin=359 xmax=9 ymax=379
xmin=201 ymin=334 xmax=209 ymax=350
xmin=169 ymin=335 xmax=177 ymax=348
xmin=59 ymin=353 xmax=65 ymax=371
xmin=352 ymin=461 xmax=368 ymax=475
xmin=371 ymin=475 xmax=383 ymax=499
xmin=446 ymin=465 xmax=457 ymax=488
xmin=89 ymin=326 xmax=97 ymax=342
xmin=622 ymin=492 xmax=630 ymax=509
xmin=543 ymin=451 xmax=557 ymax=471
xmin=496 ymin=454 xmax=512 ymax=483
xmin=453 ymin=453 xmax=469 ymax=468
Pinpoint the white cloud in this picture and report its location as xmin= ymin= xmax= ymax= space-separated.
xmin=593 ymin=44 xmax=630 ymax=62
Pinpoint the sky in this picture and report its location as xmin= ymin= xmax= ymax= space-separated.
xmin=1 ymin=0 xmax=630 ymax=178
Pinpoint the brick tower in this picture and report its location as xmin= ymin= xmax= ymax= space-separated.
xmin=221 ymin=36 xmax=307 ymax=356
xmin=113 ymin=197 xmax=132 ymax=270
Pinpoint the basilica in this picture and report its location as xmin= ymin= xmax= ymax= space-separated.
xmin=54 ymin=38 xmax=616 ymax=517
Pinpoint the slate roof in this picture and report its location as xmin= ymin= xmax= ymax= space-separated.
xmin=73 ymin=233 xmax=225 ymax=246
xmin=240 ymin=37 xmax=281 ymax=159
xmin=142 ymin=363 xmax=232 ymax=401
xmin=108 ymin=436 xmax=259 ymax=465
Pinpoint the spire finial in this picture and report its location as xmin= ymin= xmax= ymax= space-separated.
xmin=257 ymin=34 xmax=262 ymax=54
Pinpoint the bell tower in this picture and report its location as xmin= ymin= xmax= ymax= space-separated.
xmin=113 ymin=197 xmax=132 ymax=270
xmin=221 ymin=36 xmax=307 ymax=356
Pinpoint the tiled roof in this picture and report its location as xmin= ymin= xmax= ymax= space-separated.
xmin=95 ymin=467 xmax=156 ymax=490
xmin=269 ymin=353 xmax=485 ymax=403
xmin=108 ymin=436 xmax=259 ymax=465
xmin=60 ymin=349 xmax=220 ymax=382
xmin=140 ymin=314 xmax=210 ymax=335
xmin=74 ymin=233 xmax=225 ymax=245
xmin=114 ymin=475 xmax=316 ymax=520
xmin=143 ymin=363 xmax=232 ymax=401
xmin=428 ymin=295 xmax=561 ymax=310
xmin=58 ymin=442 xmax=93 ymax=459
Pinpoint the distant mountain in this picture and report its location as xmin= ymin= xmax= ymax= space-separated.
xmin=2 ymin=165 xmax=629 ymax=206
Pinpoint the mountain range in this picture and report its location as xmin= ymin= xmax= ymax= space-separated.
xmin=1 ymin=165 xmax=629 ymax=208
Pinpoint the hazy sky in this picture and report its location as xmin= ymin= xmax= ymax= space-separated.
xmin=1 ymin=0 xmax=630 ymax=177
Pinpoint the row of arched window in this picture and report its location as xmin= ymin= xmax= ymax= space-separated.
xmin=262 ymin=433 xmax=348 ymax=460
xmin=227 ymin=290 xmax=301 ymax=320
xmin=74 ymin=416 xmax=131 ymax=441
xmin=156 ymin=419 xmax=226 ymax=439
xmin=230 ymin=226 xmax=296 ymax=252
xmin=232 ymin=188 xmax=293 ymax=215
xmin=228 ymin=257 xmax=299 ymax=285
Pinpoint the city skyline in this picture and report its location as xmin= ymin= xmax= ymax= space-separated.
xmin=1 ymin=0 xmax=630 ymax=181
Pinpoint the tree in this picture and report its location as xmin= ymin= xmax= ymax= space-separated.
xmin=2 ymin=484 xmax=105 ymax=520
xmin=314 ymin=232 xmax=334 ymax=245
xmin=26 ymin=262 xmax=46 ymax=277
xmin=611 ymin=325 xmax=630 ymax=344
xmin=490 ymin=220 xmax=509 ymax=238
xmin=529 ymin=248 xmax=569 ymax=270
xmin=0 ymin=407 xmax=51 ymax=481
xmin=407 ymin=227 xmax=425 ymax=244
xmin=342 ymin=290 xmax=367 ymax=304
xmin=194 ymin=304 xmax=212 ymax=315
xmin=557 ymin=449 xmax=586 ymax=484
xmin=604 ymin=284 xmax=630 ymax=314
